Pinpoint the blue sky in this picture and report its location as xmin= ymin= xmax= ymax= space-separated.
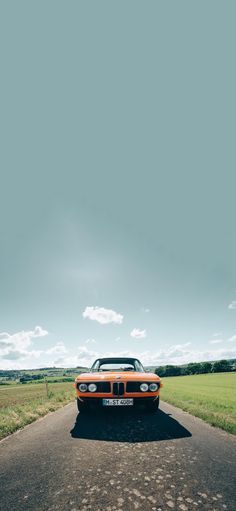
xmin=0 ymin=2 xmax=236 ymax=369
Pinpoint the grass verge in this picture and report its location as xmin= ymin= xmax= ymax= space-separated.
xmin=0 ymin=382 xmax=75 ymax=440
xmin=1 ymin=373 xmax=235 ymax=439
xmin=161 ymin=372 xmax=236 ymax=435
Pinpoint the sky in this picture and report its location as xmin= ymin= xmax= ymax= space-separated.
xmin=0 ymin=1 xmax=236 ymax=370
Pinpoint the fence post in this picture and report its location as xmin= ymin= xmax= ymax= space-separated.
xmin=45 ymin=378 xmax=49 ymax=398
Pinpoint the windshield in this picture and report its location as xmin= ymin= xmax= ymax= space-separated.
xmin=90 ymin=358 xmax=145 ymax=372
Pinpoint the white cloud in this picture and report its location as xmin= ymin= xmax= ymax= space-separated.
xmin=228 ymin=301 xmax=236 ymax=310
xmin=54 ymin=346 xmax=98 ymax=368
xmin=213 ymin=332 xmax=222 ymax=337
xmin=209 ymin=339 xmax=223 ymax=345
xmin=33 ymin=326 xmax=48 ymax=337
xmin=46 ymin=342 xmax=67 ymax=355
xmin=78 ymin=345 xmax=98 ymax=359
xmin=130 ymin=328 xmax=147 ymax=339
xmin=1 ymin=349 xmax=43 ymax=361
xmin=228 ymin=335 xmax=236 ymax=343
xmin=0 ymin=326 xmax=48 ymax=361
xmin=3 ymin=349 xmax=43 ymax=361
xmin=0 ymin=332 xmax=10 ymax=341
xmin=82 ymin=306 xmax=123 ymax=325
xmin=85 ymin=339 xmax=97 ymax=344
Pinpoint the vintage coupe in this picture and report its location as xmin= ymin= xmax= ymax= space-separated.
xmin=75 ymin=357 xmax=162 ymax=412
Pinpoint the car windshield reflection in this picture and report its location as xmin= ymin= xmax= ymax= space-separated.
xmin=90 ymin=357 xmax=145 ymax=372
xmin=98 ymin=364 xmax=135 ymax=372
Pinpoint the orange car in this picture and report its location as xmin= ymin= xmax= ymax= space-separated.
xmin=75 ymin=357 xmax=162 ymax=412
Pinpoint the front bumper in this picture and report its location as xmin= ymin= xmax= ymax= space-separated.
xmin=77 ymin=396 xmax=159 ymax=409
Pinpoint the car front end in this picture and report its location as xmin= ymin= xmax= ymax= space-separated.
xmin=75 ymin=357 xmax=162 ymax=412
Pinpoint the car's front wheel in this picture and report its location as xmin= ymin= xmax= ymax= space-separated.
xmin=77 ymin=398 xmax=89 ymax=414
xmin=146 ymin=397 xmax=159 ymax=413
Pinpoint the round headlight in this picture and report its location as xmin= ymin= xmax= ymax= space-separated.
xmin=140 ymin=383 xmax=149 ymax=392
xmin=88 ymin=383 xmax=97 ymax=393
xmin=149 ymin=383 xmax=158 ymax=392
xmin=78 ymin=383 xmax=87 ymax=392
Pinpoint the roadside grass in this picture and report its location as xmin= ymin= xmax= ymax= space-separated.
xmin=161 ymin=372 xmax=236 ymax=435
xmin=0 ymin=382 xmax=75 ymax=440
xmin=1 ymin=373 xmax=236 ymax=439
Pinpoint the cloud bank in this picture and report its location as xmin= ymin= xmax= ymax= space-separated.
xmin=52 ymin=342 xmax=236 ymax=370
xmin=0 ymin=327 xmax=68 ymax=368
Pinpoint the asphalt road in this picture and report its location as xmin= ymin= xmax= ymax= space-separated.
xmin=0 ymin=401 xmax=235 ymax=511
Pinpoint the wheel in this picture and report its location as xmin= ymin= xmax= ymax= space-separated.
xmin=77 ymin=398 xmax=89 ymax=414
xmin=146 ymin=397 xmax=159 ymax=413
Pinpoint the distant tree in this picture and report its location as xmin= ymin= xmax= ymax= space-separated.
xmin=212 ymin=360 xmax=231 ymax=373
xmin=186 ymin=363 xmax=200 ymax=375
xmin=181 ymin=366 xmax=193 ymax=375
xmin=155 ymin=366 xmax=166 ymax=377
xmin=199 ymin=362 xmax=212 ymax=374
xmin=19 ymin=377 xmax=27 ymax=383
xmin=155 ymin=365 xmax=181 ymax=377
xmin=166 ymin=365 xmax=182 ymax=376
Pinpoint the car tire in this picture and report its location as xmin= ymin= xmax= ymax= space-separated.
xmin=146 ymin=397 xmax=159 ymax=413
xmin=77 ymin=398 xmax=89 ymax=414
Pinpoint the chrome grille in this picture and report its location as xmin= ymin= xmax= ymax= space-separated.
xmin=113 ymin=382 xmax=125 ymax=396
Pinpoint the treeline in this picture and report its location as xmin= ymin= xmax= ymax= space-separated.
xmin=155 ymin=359 xmax=235 ymax=377
xmin=19 ymin=374 xmax=46 ymax=383
xmin=20 ymin=376 xmax=74 ymax=384
xmin=0 ymin=370 xmax=22 ymax=380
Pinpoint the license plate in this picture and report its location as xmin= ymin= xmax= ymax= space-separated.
xmin=102 ymin=398 xmax=133 ymax=406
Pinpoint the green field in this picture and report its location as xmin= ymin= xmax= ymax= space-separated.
xmin=0 ymin=381 xmax=75 ymax=440
xmin=1 ymin=372 xmax=235 ymax=440
xmin=161 ymin=372 xmax=236 ymax=435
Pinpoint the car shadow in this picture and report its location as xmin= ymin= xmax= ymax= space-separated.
xmin=70 ymin=408 xmax=192 ymax=442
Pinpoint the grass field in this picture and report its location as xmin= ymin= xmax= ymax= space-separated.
xmin=0 ymin=382 xmax=75 ymax=440
xmin=161 ymin=372 xmax=236 ymax=435
xmin=1 ymin=372 xmax=235 ymax=440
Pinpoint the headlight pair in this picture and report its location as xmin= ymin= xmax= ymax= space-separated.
xmin=78 ymin=383 xmax=97 ymax=393
xmin=140 ymin=383 xmax=159 ymax=392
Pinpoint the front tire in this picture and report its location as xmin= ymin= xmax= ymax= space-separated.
xmin=146 ymin=397 xmax=159 ymax=413
xmin=77 ymin=398 xmax=89 ymax=414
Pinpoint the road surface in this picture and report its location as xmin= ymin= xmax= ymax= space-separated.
xmin=0 ymin=401 xmax=235 ymax=511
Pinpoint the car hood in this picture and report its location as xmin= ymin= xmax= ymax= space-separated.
xmin=75 ymin=371 xmax=160 ymax=382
